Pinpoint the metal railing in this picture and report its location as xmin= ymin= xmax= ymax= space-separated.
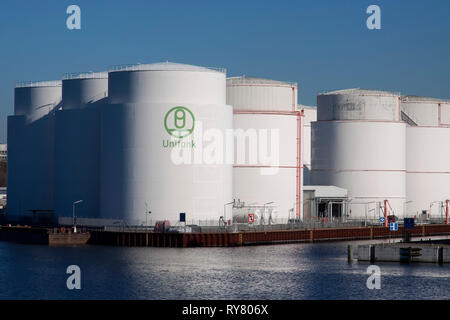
xmin=108 ymin=62 xmax=226 ymax=74
xmin=317 ymin=88 xmax=401 ymax=97
xmin=63 ymin=71 xmax=108 ymax=80
xmin=15 ymin=80 xmax=62 ymax=88
xmin=226 ymin=76 xmax=297 ymax=88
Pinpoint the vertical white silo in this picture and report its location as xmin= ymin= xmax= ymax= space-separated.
xmin=7 ymin=81 xmax=61 ymax=217
xmin=403 ymin=96 xmax=450 ymax=218
xmin=54 ymin=72 xmax=108 ymax=220
xmin=300 ymin=105 xmax=317 ymax=185
xmin=311 ymin=89 xmax=406 ymax=220
xmin=227 ymin=76 xmax=302 ymax=222
xmin=100 ymin=62 xmax=233 ymax=225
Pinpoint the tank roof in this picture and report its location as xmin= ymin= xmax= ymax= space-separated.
xmin=319 ymin=88 xmax=400 ymax=97
xmin=15 ymin=80 xmax=62 ymax=88
xmin=108 ymin=61 xmax=226 ymax=74
xmin=227 ymin=76 xmax=297 ymax=87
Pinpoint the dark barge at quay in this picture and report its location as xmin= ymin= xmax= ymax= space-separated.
xmin=0 ymin=225 xmax=90 ymax=246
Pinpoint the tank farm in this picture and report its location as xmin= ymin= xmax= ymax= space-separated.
xmin=3 ymin=62 xmax=450 ymax=247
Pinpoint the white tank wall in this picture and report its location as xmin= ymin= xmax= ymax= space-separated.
xmin=62 ymin=75 xmax=108 ymax=110
xmin=403 ymin=96 xmax=450 ymax=218
xmin=232 ymin=113 xmax=300 ymax=220
xmin=406 ymin=127 xmax=450 ymax=217
xmin=440 ymin=102 xmax=450 ymax=126
xmin=227 ymin=77 xmax=297 ymax=111
xmin=54 ymin=108 xmax=102 ymax=219
xmin=101 ymin=64 xmax=233 ymax=225
xmin=228 ymin=76 xmax=302 ymax=220
xmin=55 ymin=76 xmax=108 ymax=219
xmin=311 ymin=90 xmax=405 ymax=219
xmin=301 ymin=106 xmax=317 ymax=185
xmin=233 ymin=168 xmax=297 ymax=221
xmin=14 ymin=82 xmax=62 ymax=122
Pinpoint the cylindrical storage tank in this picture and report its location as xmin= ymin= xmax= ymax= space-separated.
xmin=311 ymin=89 xmax=405 ymax=220
xmin=227 ymin=76 xmax=302 ymax=222
xmin=300 ymin=105 xmax=317 ymax=185
xmin=61 ymin=72 xmax=108 ymax=110
xmin=54 ymin=72 xmax=108 ymax=221
xmin=101 ymin=62 xmax=233 ymax=225
xmin=403 ymin=96 xmax=450 ymax=218
xmin=14 ymin=81 xmax=62 ymax=123
xmin=7 ymin=81 xmax=60 ymax=219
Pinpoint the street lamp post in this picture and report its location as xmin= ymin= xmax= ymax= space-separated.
xmin=72 ymin=200 xmax=83 ymax=233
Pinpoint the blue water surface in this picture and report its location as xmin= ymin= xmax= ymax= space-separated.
xmin=0 ymin=241 xmax=449 ymax=300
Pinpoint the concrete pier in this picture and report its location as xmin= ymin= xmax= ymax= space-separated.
xmin=357 ymin=243 xmax=450 ymax=263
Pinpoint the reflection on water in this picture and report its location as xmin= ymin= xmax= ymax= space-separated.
xmin=0 ymin=241 xmax=449 ymax=300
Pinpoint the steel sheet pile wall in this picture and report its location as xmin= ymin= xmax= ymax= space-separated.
xmin=311 ymin=89 xmax=406 ymax=219
xmin=101 ymin=63 xmax=233 ymax=225
xmin=227 ymin=77 xmax=302 ymax=221
xmin=8 ymin=81 xmax=62 ymax=217
xmin=54 ymin=73 xmax=108 ymax=219
xmin=403 ymin=96 xmax=450 ymax=217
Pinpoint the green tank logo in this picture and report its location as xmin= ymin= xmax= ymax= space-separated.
xmin=164 ymin=106 xmax=195 ymax=139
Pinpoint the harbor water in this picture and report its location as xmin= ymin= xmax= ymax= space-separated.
xmin=0 ymin=241 xmax=449 ymax=300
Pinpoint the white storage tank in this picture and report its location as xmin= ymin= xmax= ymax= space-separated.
xmin=54 ymin=72 xmax=108 ymax=219
xmin=300 ymin=105 xmax=317 ymax=185
xmin=311 ymin=89 xmax=406 ymax=219
xmin=403 ymin=96 xmax=450 ymax=218
xmin=101 ymin=62 xmax=233 ymax=225
xmin=227 ymin=76 xmax=302 ymax=222
xmin=14 ymin=81 xmax=62 ymax=122
xmin=61 ymin=72 xmax=108 ymax=110
xmin=7 ymin=81 xmax=61 ymax=217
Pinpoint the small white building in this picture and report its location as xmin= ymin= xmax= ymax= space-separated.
xmin=303 ymin=185 xmax=349 ymax=221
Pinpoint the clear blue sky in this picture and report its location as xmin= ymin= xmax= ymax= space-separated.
xmin=0 ymin=0 xmax=449 ymax=143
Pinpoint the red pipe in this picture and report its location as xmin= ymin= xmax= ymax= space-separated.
xmin=292 ymin=87 xmax=296 ymax=111
xmin=297 ymin=112 xmax=302 ymax=219
xmin=384 ymin=200 xmax=388 ymax=227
